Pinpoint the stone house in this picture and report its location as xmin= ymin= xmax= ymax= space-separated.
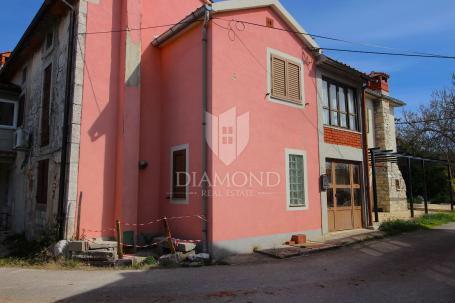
xmin=0 ymin=0 xmax=78 ymax=238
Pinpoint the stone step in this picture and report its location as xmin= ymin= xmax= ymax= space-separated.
xmin=71 ymin=249 xmax=118 ymax=262
xmin=87 ymin=240 xmax=117 ymax=250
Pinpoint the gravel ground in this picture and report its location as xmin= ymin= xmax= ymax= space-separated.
xmin=1 ymin=223 xmax=455 ymax=303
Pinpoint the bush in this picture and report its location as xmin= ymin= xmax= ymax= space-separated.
xmin=3 ymin=226 xmax=58 ymax=263
xmin=379 ymin=220 xmax=426 ymax=235
xmin=379 ymin=212 xmax=455 ymax=235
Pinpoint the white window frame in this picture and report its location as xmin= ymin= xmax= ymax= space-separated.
xmin=285 ymin=148 xmax=309 ymax=211
xmin=170 ymin=144 xmax=189 ymax=204
xmin=267 ymin=47 xmax=305 ymax=109
xmin=0 ymin=99 xmax=18 ymax=129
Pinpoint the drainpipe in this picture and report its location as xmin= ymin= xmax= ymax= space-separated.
xmin=57 ymin=0 xmax=76 ymax=240
xmin=201 ymin=8 xmax=210 ymax=254
xmin=360 ymin=84 xmax=372 ymax=228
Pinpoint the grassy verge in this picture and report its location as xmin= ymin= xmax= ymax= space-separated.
xmin=379 ymin=212 xmax=455 ymax=235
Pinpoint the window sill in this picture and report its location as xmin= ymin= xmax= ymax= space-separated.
xmin=287 ymin=204 xmax=309 ymax=211
xmin=323 ymin=125 xmax=361 ymax=135
xmin=269 ymin=95 xmax=304 ymax=109
xmin=170 ymin=198 xmax=188 ymax=205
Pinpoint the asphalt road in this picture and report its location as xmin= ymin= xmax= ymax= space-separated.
xmin=1 ymin=223 xmax=455 ymax=303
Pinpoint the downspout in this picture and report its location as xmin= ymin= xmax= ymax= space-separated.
xmin=361 ymin=83 xmax=372 ymax=228
xmin=57 ymin=0 xmax=76 ymax=240
xmin=201 ymin=7 xmax=210 ymax=254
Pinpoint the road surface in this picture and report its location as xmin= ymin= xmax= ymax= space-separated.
xmin=1 ymin=223 xmax=455 ymax=303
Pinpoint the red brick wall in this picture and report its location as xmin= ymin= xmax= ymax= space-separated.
xmin=324 ymin=127 xmax=362 ymax=149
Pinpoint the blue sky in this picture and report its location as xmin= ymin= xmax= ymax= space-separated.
xmin=1 ymin=0 xmax=454 ymax=115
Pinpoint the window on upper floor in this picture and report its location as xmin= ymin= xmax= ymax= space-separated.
xmin=0 ymin=99 xmax=17 ymax=129
xmin=41 ymin=64 xmax=52 ymax=147
xmin=36 ymin=159 xmax=49 ymax=205
xmin=322 ymin=78 xmax=359 ymax=131
xmin=270 ymin=53 xmax=303 ymax=105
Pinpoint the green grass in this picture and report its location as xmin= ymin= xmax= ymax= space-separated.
xmin=415 ymin=212 xmax=455 ymax=227
xmin=379 ymin=212 xmax=455 ymax=235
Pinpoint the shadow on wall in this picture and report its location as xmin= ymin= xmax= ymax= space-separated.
xmin=80 ymin=0 xmax=123 ymax=240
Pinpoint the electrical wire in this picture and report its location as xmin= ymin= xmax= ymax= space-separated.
xmin=317 ymin=48 xmax=455 ymax=59
xmin=212 ymin=17 xmax=453 ymax=58
xmin=396 ymin=116 xmax=455 ymax=125
xmin=77 ymin=16 xmax=455 ymax=60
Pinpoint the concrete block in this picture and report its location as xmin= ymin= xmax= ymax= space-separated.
xmin=176 ymin=242 xmax=196 ymax=253
xmin=87 ymin=240 xmax=117 ymax=250
xmin=72 ymin=249 xmax=117 ymax=261
xmin=67 ymin=240 xmax=88 ymax=252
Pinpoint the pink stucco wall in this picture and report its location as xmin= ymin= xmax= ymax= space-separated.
xmin=78 ymin=0 xmax=204 ymax=238
xmin=209 ymin=8 xmax=321 ymax=242
xmin=77 ymin=1 xmax=321 ymax=246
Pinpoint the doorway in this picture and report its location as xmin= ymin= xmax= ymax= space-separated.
xmin=327 ymin=160 xmax=363 ymax=232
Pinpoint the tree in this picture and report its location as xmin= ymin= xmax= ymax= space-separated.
xmin=397 ymin=73 xmax=455 ymax=203
xmin=398 ymin=73 xmax=455 ymax=159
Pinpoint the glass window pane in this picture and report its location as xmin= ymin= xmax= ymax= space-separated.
xmin=352 ymin=164 xmax=360 ymax=185
xmin=349 ymin=115 xmax=357 ymax=131
xmin=331 ymin=110 xmax=339 ymax=126
xmin=0 ymin=102 xmax=15 ymax=126
xmin=322 ymin=81 xmax=329 ymax=107
xmin=327 ymin=188 xmax=334 ymax=208
xmin=289 ymin=154 xmax=305 ymax=206
xmin=323 ymin=109 xmax=330 ymax=125
xmin=340 ymin=113 xmax=347 ymax=128
xmin=347 ymin=89 xmax=355 ymax=114
xmin=335 ymin=163 xmax=350 ymax=185
xmin=336 ymin=188 xmax=352 ymax=207
xmin=325 ymin=162 xmax=332 ymax=186
xmin=354 ymin=188 xmax=362 ymax=206
xmin=330 ymin=84 xmax=337 ymax=109
xmin=338 ymin=88 xmax=346 ymax=112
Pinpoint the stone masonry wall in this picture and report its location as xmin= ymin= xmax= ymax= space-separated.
xmin=373 ymin=99 xmax=407 ymax=212
xmin=9 ymin=12 xmax=72 ymax=238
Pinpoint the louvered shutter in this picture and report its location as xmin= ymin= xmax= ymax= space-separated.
xmin=287 ymin=62 xmax=301 ymax=101
xmin=271 ymin=56 xmax=286 ymax=98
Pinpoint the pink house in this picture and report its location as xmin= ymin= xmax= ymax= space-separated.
xmin=78 ymin=0 xmax=322 ymax=257
xmin=1 ymin=0 xmax=386 ymax=258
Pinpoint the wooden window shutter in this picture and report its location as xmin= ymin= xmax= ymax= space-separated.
xmin=287 ymin=62 xmax=302 ymax=101
xmin=271 ymin=56 xmax=286 ymax=98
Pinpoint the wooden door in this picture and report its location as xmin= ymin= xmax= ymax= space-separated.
xmin=327 ymin=161 xmax=363 ymax=232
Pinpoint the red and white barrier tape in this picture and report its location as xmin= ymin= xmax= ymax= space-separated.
xmin=83 ymin=228 xmax=116 ymax=233
xmin=82 ymin=215 xmax=207 ymax=235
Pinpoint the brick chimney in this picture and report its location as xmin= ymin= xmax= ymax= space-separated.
xmin=0 ymin=51 xmax=11 ymax=68
xmin=368 ymin=72 xmax=389 ymax=95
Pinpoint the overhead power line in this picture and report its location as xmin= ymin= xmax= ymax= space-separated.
xmin=78 ymin=16 xmax=455 ymax=60
xmin=396 ymin=116 xmax=455 ymax=125
xmin=212 ymin=17 xmax=452 ymax=58
xmin=317 ymin=48 xmax=455 ymax=59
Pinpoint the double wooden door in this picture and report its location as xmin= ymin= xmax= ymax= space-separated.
xmin=327 ymin=161 xmax=363 ymax=232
